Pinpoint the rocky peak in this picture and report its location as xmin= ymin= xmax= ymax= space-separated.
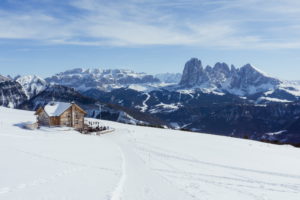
xmin=230 ymin=65 xmax=237 ymax=73
xmin=210 ymin=62 xmax=231 ymax=83
xmin=237 ymin=64 xmax=281 ymax=85
xmin=239 ymin=64 xmax=260 ymax=76
xmin=178 ymin=58 xmax=285 ymax=96
xmin=179 ymin=58 xmax=206 ymax=86
xmin=213 ymin=62 xmax=230 ymax=74
xmin=204 ymin=65 xmax=213 ymax=73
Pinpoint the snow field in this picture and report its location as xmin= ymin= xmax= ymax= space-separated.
xmin=1 ymin=106 xmax=300 ymax=200
xmin=0 ymin=107 xmax=121 ymax=200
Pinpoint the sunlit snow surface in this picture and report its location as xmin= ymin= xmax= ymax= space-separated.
xmin=1 ymin=107 xmax=300 ymax=200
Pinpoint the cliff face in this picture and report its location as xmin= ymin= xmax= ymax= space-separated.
xmin=179 ymin=58 xmax=207 ymax=87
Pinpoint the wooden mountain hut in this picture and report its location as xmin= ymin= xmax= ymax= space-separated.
xmin=35 ymin=101 xmax=87 ymax=130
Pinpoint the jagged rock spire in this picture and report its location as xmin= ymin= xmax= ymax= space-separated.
xmin=179 ymin=58 xmax=207 ymax=87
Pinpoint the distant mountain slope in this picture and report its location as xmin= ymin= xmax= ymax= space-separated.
xmin=44 ymin=59 xmax=300 ymax=103
xmin=0 ymin=74 xmax=11 ymax=82
xmin=0 ymin=80 xmax=28 ymax=108
xmin=155 ymin=73 xmax=181 ymax=83
xmin=18 ymin=84 xmax=166 ymax=127
xmin=46 ymin=68 xmax=160 ymax=91
xmin=82 ymin=87 xmax=300 ymax=144
xmin=16 ymin=75 xmax=48 ymax=98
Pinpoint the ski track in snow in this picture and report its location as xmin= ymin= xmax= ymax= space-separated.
xmin=140 ymin=93 xmax=150 ymax=112
xmin=110 ymin=146 xmax=126 ymax=200
xmin=130 ymin=139 xmax=300 ymax=200
xmin=107 ymin=129 xmax=197 ymax=200
xmin=133 ymin=141 xmax=300 ymax=180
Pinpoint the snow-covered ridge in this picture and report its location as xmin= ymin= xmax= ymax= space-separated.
xmin=42 ymin=60 xmax=300 ymax=100
xmin=46 ymin=68 xmax=160 ymax=91
xmin=16 ymin=75 xmax=48 ymax=99
xmin=3 ymin=59 xmax=300 ymax=106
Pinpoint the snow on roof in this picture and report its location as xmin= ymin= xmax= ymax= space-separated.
xmin=44 ymin=102 xmax=72 ymax=117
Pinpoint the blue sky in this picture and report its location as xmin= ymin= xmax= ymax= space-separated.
xmin=0 ymin=0 xmax=300 ymax=79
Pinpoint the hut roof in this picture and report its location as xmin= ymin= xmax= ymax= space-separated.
xmin=44 ymin=102 xmax=72 ymax=117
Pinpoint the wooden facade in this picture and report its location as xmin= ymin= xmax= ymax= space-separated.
xmin=35 ymin=102 xmax=87 ymax=130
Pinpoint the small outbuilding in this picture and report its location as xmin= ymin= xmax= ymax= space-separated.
xmin=35 ymin=101 xmax=87 ymax=130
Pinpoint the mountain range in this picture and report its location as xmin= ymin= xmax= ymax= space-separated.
xmin=1 ymin=58 xmax=300 ymax=146
xmin=46 ymin=68 xmax=161 ymax=91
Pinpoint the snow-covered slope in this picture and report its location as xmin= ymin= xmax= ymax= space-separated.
xmin=280 ymin=80 xmax=300 ymax=96
xmin=0 ymin=107 xmax=121 ymax=199
xmin=1 ymin=106 xmax=300 ymax=200
xmin=46 ymin=68 xmax=160 ymax=91
xmin=16 ymin=75 xmax=47 ymax=98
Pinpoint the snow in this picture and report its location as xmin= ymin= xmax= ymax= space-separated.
xmin=16 ymin=75 xmax=47 ymax=98
xmin=279 ymin=81 xmax=300 ymax=97
xmin=155 ymin=73 xmax=182 ymax=83
xmin=177 ymin=89 xmax=195 ymax=95
xmin=244 ymin=63 xmax=273 ymax=78
xmin=149 ymin=103 xmax=181 ymax=113
xmin=257 ymin=97 xmax=292 ymax=103
xmin=0 ymin=75 xmax=10 ymax=82
xmin=128 ymin=84 xmax=150 ymax=92
xmin=44 ymin=102 xmax=72 ymax=116
xmin=7 ymin=102 xmax=14 ymax=108
xmin=117 ymin=111 xmax=147 ymax=125
xmin=266 ymin=130 xmax=287 ymax=136
xmin=140 ymin=93 xmax=150 ymax=112
xmin=170 ymin=122 xmax=180 ymax=129
xmin=127 ymin=83 xmax=175 ymax=92
xmin=1 ymin=106 xmax=300 ymax=200
xmin=47 ymin=68 xmax=160 ymax=92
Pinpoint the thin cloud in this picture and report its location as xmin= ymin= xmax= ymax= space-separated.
xmin=0 ymin=0 xmax=300 ymax=49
